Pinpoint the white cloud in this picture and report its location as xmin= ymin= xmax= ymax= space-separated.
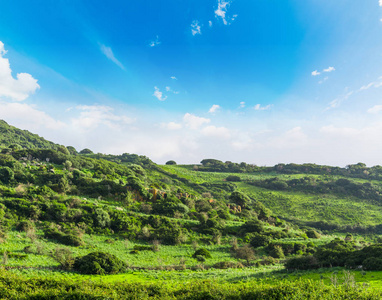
xmin=327 ymin=76 xmax=382 ymax=110
xmin=163 ymin=122 xmax=182 ymax=130
xmin=209 ymin=21 xmax=213 ymax=27
xmin=72 ymin=105 xmax=134 ymax=130
xmin=323 ymin=66 xmax=335 ymax=73
xmin=191 ymin=20 xmax=201 ymax=36
xmin=149 ymin=36 xmax=161 ymax=47
xmin=183 ymin=113 xmax=210 ymax=129
xmin=319 ymin=76 xmax=329 ymax=84
xmin=208 ymin=104 xmax=221 ymax=113
xmin=0 ymin=41 xmax=40 ymax=101
xmin=380 ymin=0 xmax=382 ymax=6
xmin=239 ymin=101 xmax=245 ymax=108
xmin=326 ymin=91 xmax=353 ymax=110
xmin=165 ymin=86 xmax=179 ymax=94
xmin=100 ymin=44 xmax=125 ymax=70
xmin=201 ymin=125 xmax=231 ymax=139
xmin=0 ymin=101 xmax=64 ymax=130
xmin=215 ymin=0 xmax=232 ymax=25
xmin=153 ymin=86 xmax=167 ymax=101
xmin=311 ymin=70 xmax=320 ymax=76
xmin=367 ymin=105 xmax=382 ymax=114
xmin=254 ymin=104 xmax=272 ymax=111
xmin=170 ymin=76 xmax=177 ymax=80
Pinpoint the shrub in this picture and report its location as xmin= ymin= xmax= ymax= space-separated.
xmin=192 ymin=248 xmax=212 ymax=259
xmin=213 ymin=261 xmax=244 ymax=269
xmin=306 ymin=230 xmax=320 ymax=239
xmin=73 ymin=252 xmax=127 ymax=275
xmin=235 ymin=245 xmax=255 ymax=264
xmin=285 ymin=255 xmax=319 ymax=270
xmin=250 ymin=233 xmax=271 ymax=248
xmin=226 ymin=175 xmax=241 ymax=182
xmin=269 ymin=245 xmax=285 ymax=259
xmin=195 ymin=255 xmax=206 ymax=262
xmin=363 ymin=257 xmax=382 ymax=270
xmin=52 ymin=247 xmax=75 ymax=270
xmin=165 ymin=160 xmax=177 ymax=165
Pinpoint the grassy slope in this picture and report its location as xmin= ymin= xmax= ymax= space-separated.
xmin=164 ymin=165 xmax=382 ymax=227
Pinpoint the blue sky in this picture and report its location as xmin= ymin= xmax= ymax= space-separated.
xmin=1 ymin=1 xmax=382 ymax=166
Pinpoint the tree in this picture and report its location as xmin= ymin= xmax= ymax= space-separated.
xmin=79 ymin=148 xmax=93 ymax=154
xmin=165 ymin=160 xmax=177 ymax=165
xmin=229 ymin=191 xmax=250 ymax=208
xmin=235 ymin=245 xmax=255 ymax=264
xmin=0 ymin=167 xmax=14 ymax=184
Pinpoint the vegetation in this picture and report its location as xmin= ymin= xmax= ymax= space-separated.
xmin=2 ymin=120 xmax=382 ymax=297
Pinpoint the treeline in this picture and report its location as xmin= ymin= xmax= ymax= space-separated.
xmin=195 ymin=159 xmax=382 ymax=181
xmin=250 ymin=176 xmax=382 ymax=204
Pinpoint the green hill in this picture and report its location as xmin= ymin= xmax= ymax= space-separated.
xmin=0 ymin=120 xmax=59 ymax=150
xmin=1 ymin=121 xmax=382 ymax=297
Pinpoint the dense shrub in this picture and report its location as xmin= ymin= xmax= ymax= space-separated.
xmin=363 ymin=257 xmax=382 ymax=270
xmin=285 ymin=255 xmax=319 ymax=270
xmin=213 ymin=261 xmax=244 ymax=269
xmin=73 ymin=252 xmax=127 ymax=275
xmin=192 ymin=248 xmax=212 ymax=259
xmin=250 ymin=233 xmax=271 ymax=248
xmin=306 ymin=230 xmax=320 ymax=239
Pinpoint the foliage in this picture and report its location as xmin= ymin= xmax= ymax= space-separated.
xmin=73 ymin=251 xmax=127 ymax=275
xmin=192 ymin=248 xmax=212 ymax=259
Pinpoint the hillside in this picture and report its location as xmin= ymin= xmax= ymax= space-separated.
xmin=1 ymin=121 xmax=382 ymax=297
xmin=0 ymin=120 xmax=59 ymax=150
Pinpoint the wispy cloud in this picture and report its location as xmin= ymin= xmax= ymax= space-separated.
xmin=149 ymin=36 xmax=161 ymax=47
xmin=319 ymin=77 xmax=329 ymax=84
xmin=191 ymin=20 xmax=201 ymax=36
xmin=73 ymin=105 xmax=134 ymax=130
xmin=323 ymin=66 xmax=335 ymax=73
xmin=0 ymin=41 xmax=40 ymax=101
xmin=368 ymin=105 xmax=382 ymax=114
xmin=201 ymin=125 xmax=231 ymax=139
xmin=239 ymin=101 xmax=245 ymax=108
xmin=100 ymin=44 xmax=125 ymax=70
xmin=165 ymin=86 xmax=179 ymax=94
xmin=183 ymin=113 xmax=210 ymax=129
xmin=379 ymin=0 xmax=382 ymax=6
xmin=214 ymin=0 xmax=232 ymax=25
xmin=327 ymin=76 xmax=382 ymax=110
xmin=208 ymin=104 xmax=221 ymax=113
xmin=311 ymin=70 xmax=321 ymax=76
xmin=153 ymin=86 xmax=167 ymax=101
xmin=170 ymin=76 xmax=177 ymax=80
xmin=254 ymin=104 xmax=272 ymax=111
xmin=208 ymin=21 xmax=213 ymax=27
xmin=162 ymin=121 xmax=182 ymax=130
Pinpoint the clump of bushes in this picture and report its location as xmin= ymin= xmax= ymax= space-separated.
xmin=285 ymin=255 xmax=319 ymax=270
xmin=192 ymin=248 xmax=211 ymax=259
xmin=306 ymin=230 xmax=320 ymax=239
xmin=213 ymin=261 xmax=244 ymax=269
xmin=73 ymin=252 xmax=127 ymax=275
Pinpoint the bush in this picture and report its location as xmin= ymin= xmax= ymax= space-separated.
xmin=195 ymin=255 xmax=206 ymax=262
xmin=363 ymin=257 xmax=382 ymax=270
xmin=285 ymin=255 xmax=319 ymax=270
xmin=250 ymin=233 xmax=271 ymax=248
xmin=165 ymin=160 xmax=177 ymax=165
xmin=52 ymin=247 xmax=75 ymax=270
xmin=73 ymin=252 xmax=127 ymax=275
xmin=192 ymin=248 xmax=212 ymax=259
xmin=306 ymin=230 xmax=320 ymax=239
xmin=213 ymin=261 xmax=244 ymax=269
xmin=226 ymin=175 xmax=241 ymax=182
xmin=269 ymin=245 xmax=285 ymax=259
